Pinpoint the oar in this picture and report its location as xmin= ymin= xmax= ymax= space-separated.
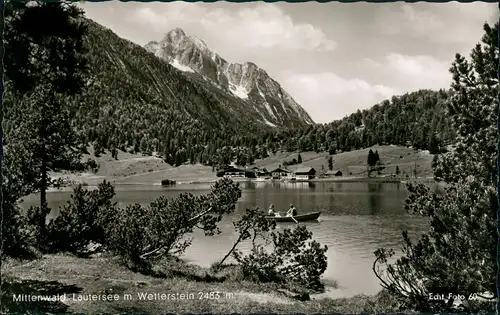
xmin=288 ymin=211 xmax=299 ymax=224
xmin=284 ymin=209 xmax=299 ymax=223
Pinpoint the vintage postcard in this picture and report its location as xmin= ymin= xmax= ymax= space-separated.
xmin=1 ymin=1 xmax=498 ymax=314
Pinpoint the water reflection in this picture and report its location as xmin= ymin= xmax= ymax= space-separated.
xmin=367 ymin=183 xmax=382 ymax=215
xmin=20 ymin=181 xmax=431 ymax=298
xmin=241 ymin=181 xmax=315 ymax=190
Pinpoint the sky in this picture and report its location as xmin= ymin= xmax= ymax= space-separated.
xmin=80 ymin=1 xmax=498 ymax=123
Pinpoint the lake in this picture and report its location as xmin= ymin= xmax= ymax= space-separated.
xmin=21 ymin=181 xmax=431 ymax=299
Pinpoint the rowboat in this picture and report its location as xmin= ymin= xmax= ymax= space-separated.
xmin=264 ymin=211 xmax=321 ymax=222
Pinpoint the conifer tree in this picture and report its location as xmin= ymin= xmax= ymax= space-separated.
xmin=4 ymin=1 xmax=89 ymax=246
xmin=373 ymin=22 xmax=498 ymax=313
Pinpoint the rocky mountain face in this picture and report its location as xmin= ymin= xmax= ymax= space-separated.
xmin=144 ymin=28 xmax=314 ymax=128
xmin=15 ymin=19 xmax=317 ymax=163
xmin=44 ymin=20 xmax=284 ymax=158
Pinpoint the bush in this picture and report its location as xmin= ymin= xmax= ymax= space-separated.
xmin=24 ymin=206 xmax=46 ymax=250
xmin=106 ymin=178 xmax=241 ymax=267
xmin=85 ymin=158 xmax=99 ymax=173
xmin=1 ymin=147 xmax=42 ymax=259
xmin=106 ymin=203 xmax=152 ymax=269
xmin=217 ymin=207 xmax=275 ymax=268
xmin=160 ymin=179 xmax=176 ymax=185
xmin=234 ymin=225 xmax=328 ymax=292
xmin=1 ymin=203 xmax=36 ymax=259
xmin=44 ymin=181 xmax=117 ymax=255
xmin=374 ymin=178 xmax=497 ymax=312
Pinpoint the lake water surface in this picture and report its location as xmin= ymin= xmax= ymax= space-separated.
xmin=21 ymin=181 xmax=430 ymax=298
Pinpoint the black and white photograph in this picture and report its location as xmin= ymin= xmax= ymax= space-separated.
xmin=1 ymin=0 xmax=498 ymax=313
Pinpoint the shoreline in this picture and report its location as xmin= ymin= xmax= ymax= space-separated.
xmin=48 ymin=175 xmax=437 ymax=191
xmin=47 ymin=145 xmax=435 ymax=190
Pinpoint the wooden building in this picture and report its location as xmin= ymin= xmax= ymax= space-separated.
xmin=270 ymin=167 xmax=290 ymax=180
xmin=294 ymin=167 xmax=316 ymax=180
xmin=217 ymin=166 xmax=246 ymax=178
xmin=252 ymin=167 xmax=269 ymax=178
xmin=325 ymin=170 xmax=343 ymax=177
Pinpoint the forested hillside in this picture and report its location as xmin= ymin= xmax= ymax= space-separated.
xmin=4 ymin=16 xmax=457 ymax=169
xmin=3 ymin=18 xmax=291 ymax=167
xmin=70 ymin=20 xmax=281 ymax=165
xmin=263 ymin=89 xmax=456 ymax=156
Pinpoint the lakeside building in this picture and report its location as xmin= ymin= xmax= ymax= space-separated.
xmin=270 ymin=167 xmax=290 ymax=180
xmin=249 ymin=167 xmax=269 ymax=178
xmin=325 ymin=170 xmax=343 ymax=177
xmin=294 ymin=167 xmax=317 ymax=180
xmin=217 ymin=166 xmax=246 ymax=178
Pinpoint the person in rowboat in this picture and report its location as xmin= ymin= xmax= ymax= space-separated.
xmin=286 ymin=204 xmax=297 ymax=217
xmin=268 ymin=204 xmax=282 ymax=217
xmin=268 ymin=204 xmax=276 ymax=216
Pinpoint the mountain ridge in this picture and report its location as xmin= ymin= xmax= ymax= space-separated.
xmin=17 ymin=18 xmax=294 ymax=166
xmin=144 ymin=28 xmax=314 ymax=127
xmin=4 ymin=19 xmax=455 ymax=169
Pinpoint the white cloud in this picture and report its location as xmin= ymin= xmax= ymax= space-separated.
xmin=384 ymin=53 xmax=451 ymax=91
xmin=288 ymin=53 xmax=452 ymax=123
xmin=362 ymin=53 xmax=451 ymax=91
xmin=376 ymin=3 xmax=498 ymax=45
xmin=282 ymin=72 xmax=397 ymax=123
xmin=132 ymin=2 xmax=336 ymax=52
xmin=79 ymin=2 xmax=472 ymax=125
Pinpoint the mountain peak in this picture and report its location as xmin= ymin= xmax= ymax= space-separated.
xmin=168 ymin=27 xmax=185 ymax=36
xmin=144 ymin=30 xmax=314 ymax=127
xmin=164 ymin=27 xmax=186 ymax=42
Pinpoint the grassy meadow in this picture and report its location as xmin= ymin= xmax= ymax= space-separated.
xmin=51 ymin=145 xmax=435 ymax=187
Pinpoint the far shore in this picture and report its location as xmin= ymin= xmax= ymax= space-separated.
xmin=45 ymin=175 xmax=439 ymax=194
xmin=45 ymin=145 xmax=436 ymax=192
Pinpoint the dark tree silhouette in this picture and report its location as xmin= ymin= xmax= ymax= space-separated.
xmin=373 ymin=22 xmax=498 ymax=313
xmin=4 ymin=1 xmax=89 ymax=247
